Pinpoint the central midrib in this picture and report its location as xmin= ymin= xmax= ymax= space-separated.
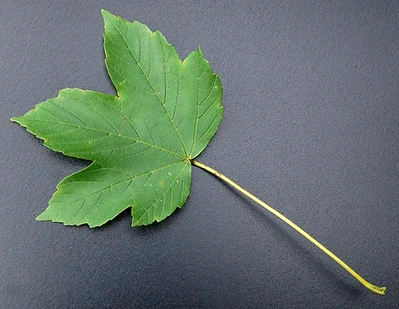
xmin=110 ymin=23 xmax=188 ymax=156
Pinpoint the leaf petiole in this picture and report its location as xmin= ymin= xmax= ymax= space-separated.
xmin=191 ymin=159 xmax=386 ymax=295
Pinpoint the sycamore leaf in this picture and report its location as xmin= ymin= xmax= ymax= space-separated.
xmin=11 ymin=10 xmax=223 ymax=227
xmin=10 ymin=9 xmax=387 ymax=295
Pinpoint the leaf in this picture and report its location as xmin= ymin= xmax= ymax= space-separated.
xmin=11 ymin=10 xmax=223 ymax=227
xmin=10 ymin=9 xmax=387 ymax=295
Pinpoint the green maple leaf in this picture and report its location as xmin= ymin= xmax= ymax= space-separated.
xmin=11 ymin=10 xmax=386 ymax=295
xmin=11 ymin=10 xmax=223 ymax=227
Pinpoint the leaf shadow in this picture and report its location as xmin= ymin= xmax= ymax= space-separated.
xmin=212 ymin=175 xmax=363 ymax=300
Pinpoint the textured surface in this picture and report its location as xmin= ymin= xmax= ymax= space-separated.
xmin=11 ymin=11 xmax=222 ymax=227
xmin=1 ymin=1 xmax=398 ymax=308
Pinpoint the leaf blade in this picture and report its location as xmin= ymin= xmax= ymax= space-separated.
xmin=12 ymin=10 xmax=223 ymax=227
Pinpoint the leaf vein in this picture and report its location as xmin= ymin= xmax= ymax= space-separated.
xmin=135 ymin=163 xmax=186 ymax=223
xmin=57 ymin=161 xmax=184 ymax=208
xmin=110 ymin=23 xmax=187 ymax=155
xmin=30 ymin=119 xmax=184 ymax=159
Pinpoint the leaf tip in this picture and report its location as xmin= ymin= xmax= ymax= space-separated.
xmin=36 ymin=212 xmax=49 ymax=221
xmin=101 ymin=9 xmax=118 ymax=25
xmin=101 ymin=9 xmax=111 ymax=17
xmin=10 ymin=115 xmax=25 ymax=125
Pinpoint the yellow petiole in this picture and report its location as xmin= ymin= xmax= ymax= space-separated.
xmin=191 ymin=159 xmax=386 ymax=295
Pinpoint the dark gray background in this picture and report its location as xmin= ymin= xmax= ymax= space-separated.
xmin=1 ymin=1 xmax=398 ymax=308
